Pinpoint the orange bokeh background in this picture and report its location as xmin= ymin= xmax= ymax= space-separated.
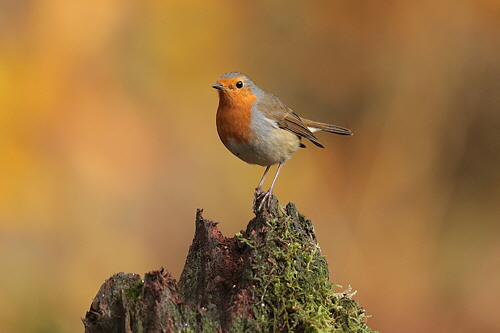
xmin=1 ymin=1 xmax=500 ymax=332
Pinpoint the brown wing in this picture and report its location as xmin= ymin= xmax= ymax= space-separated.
xmin=301 ymin=118 xmax=352 ymax=136
xmin=257 ymin=93 xmax=324 ymax=148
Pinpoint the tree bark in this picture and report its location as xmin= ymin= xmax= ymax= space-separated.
xmin=83 ymin=198 xmax=375 ymax=333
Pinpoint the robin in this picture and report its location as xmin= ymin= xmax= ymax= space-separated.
xmin=212 ymin=71 xmax=352 ymax=212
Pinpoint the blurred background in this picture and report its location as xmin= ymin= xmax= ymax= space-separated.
xmin=1 ymin=1 xmax=499 ymax=332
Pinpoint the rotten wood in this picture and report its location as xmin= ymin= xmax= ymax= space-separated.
xmin=83 ymin=199 xmax=375 ymax=333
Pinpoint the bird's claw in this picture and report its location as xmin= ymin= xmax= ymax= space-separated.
xmin=253 ymin=190 xmax=273 ymax=213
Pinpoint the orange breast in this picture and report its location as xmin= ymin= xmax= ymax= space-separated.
xmin=216 ymin=90 xmax=257 ymax=144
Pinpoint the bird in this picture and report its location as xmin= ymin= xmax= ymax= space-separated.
xmin=212 ymin=71 xmax=352 ymax=212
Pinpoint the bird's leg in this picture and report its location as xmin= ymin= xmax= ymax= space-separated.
xmin=254 ymin=165 xmax=271 ymax=196
xmin=255 ymin=162 xmax=285 ymax=212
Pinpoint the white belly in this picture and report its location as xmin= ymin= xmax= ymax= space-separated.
xmin=224 ymin=128 xmax=300 ymax=166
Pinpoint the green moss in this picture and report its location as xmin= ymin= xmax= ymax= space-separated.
xmin=235 ymin=203 xmax=375 ymax=333
xmin=124 ymin=277 xmax=144 ymax=301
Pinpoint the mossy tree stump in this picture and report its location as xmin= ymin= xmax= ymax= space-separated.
xmin=83 ymin=199 xmax=375 ymax=333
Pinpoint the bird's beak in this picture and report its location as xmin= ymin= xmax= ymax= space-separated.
xmin=212 ymin=83 xmax=226 ymax=90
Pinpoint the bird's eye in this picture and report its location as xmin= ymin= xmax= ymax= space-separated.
xmin=235 ymin=81 xmax=244 ymax=89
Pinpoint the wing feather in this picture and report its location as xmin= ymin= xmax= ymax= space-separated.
xmin=257 ymin=94 xmax=324 ymax=148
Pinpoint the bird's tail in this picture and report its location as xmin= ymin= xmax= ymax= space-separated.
xmin=302 ymin=118 xmax=353 ymax=136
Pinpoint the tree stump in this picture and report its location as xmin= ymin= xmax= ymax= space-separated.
xmin=83 ymin=199 xmax=375 ymax=333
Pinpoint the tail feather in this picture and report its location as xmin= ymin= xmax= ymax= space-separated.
xmin=302 ymin=119 xmax=353 ymax=136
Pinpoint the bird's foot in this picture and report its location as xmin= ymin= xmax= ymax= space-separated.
xmin=254 ymin=186 xmax=264 ymax=196
xmin=253 ymin=190 xmax=274 ymax=214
